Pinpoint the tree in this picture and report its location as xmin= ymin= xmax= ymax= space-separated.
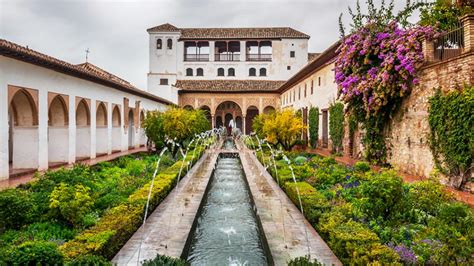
xmin=308 ymin=107 xmax=319 ymax=148
xmin=254 ymin=109 xmax=306 ymax=151
xmin=420 ymin=0 xmax=473 ymax=30
xmin=142 ymin=107 xmax=210 ymax=157
xmin=329 ymin=102 xmax=344 ymax=153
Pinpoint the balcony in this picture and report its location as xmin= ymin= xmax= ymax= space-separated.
xmin=246 ymin=53 xmax=272 ymax=61
xmin=215 ymin=53 xmax=240 ymax=61
xmin=184 ymin=54 xmax=209 ymax=62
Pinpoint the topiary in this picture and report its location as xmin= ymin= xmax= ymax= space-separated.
xmin=5 ymin=241 xmax=64 ymax=265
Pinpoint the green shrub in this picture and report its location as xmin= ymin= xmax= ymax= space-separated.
xmin=142 ymin=254 xmax=189 ymax=266
xmin=308 ymin=107 xmax=319 ymax=149
xmin=356 ymin=170 xmax=404 ymax=221
xmin=49 ymin=183 xmax=94 ymax=228
xmin=353 ymin=161 xmax=371 ymax=172
xmin=294 ymin=156 xmax=308 ymax=165
xmin=287 ymin=255 xmax=323 ymax=266
xmin=329 ymin=102 xmax=344 ymax=153
xmin=0 ymin=189 xmax=33 ymax=231
xmin=292 ymin=164 xmax=313 ymax=181
xmin=407 ymin=178 xmax=451 ymax=222
xmin=5 ymin=241 xmax=64 ymax=265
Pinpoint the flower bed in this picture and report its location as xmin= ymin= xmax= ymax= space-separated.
xmin=253 ymin=145 xmax=474 ymax=265
xmin=0 ymin=146 xmax=205 ymax=264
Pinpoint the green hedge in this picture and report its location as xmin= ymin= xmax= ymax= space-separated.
xmin=308 ymin=107 xmax=319 ymax=149
xmin=60 ymin=148 xmax=204 ymax=260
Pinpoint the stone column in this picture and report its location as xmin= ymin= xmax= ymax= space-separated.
xmin=242 ymin=115 xmax=247 ymax=135
xmin=107 ymin=102 xmax=113 ymax=154
xmin=68 ymin=95 xmax=76 ymax=164
xmin=90 ymin=99 xmax=96 ymax=159
xmin=38 ymin=89 xmax=49 ymax=170
xmin=240 ymin=41 xmax=246 ymax=62
xmin=211 ymin=114 xmax=215 ymax=128
xmin=422 ymin=39 xmax=435 ymax=62
xmin=461 ymin=14 xmax=474 ymax=52
xmin=0 ymin=79 xmax=8 ymax=180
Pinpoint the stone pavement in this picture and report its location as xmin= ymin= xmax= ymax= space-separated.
xmin=307 ymin=148 xmax=474 ymax=208
xmin=238 ymin=143 xmax=342 ymax=266
xmin=112 ymin=148 xmax=219 ymax=265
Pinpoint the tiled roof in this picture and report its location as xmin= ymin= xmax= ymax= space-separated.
xmin=308 ymin=52 xmax=321 ymax=61
xmin=175 ymin=80 xmax=285 ymax=93
xmin=0 ymin=39 xmax=173 ymax=105
xmin=147 ymin=23 xmax=310 ymax=40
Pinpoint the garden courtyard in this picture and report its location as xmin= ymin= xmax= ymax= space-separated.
xmin=1 ymin=0 xmax=474 ymax=265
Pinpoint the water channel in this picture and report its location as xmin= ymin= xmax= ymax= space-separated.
xmin=183 ymin=139 xmax=272 ymax=265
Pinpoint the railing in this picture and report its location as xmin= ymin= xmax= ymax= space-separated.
xmin=215 ymin=53 xmax=240 ymax=61
xmin=184 ymin=54 xmax=209 ymax=62
xmin=434 ymin=22 xmax=464 ymax=61
xmin=246 ymin=53 xmax=272 ymax=61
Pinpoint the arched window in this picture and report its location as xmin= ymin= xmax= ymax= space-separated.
xmin=249 ymin=68 xmax=256 ymax=76
xmin=259 ymin=68 xmax=267 ymax=76
xmin=167 ymin=38 xmax=173 ymax=49
xmin=217 ymin=68 xmax=225 ymax=76
xmin=197 ymin=68 xmax=204 ymax=76
xmin=186 ymin=68 xmax=193 ymax=76
xmin=228 ymin=68 xmax=235 ymax=76
xmin=156 ymin=39 xmax=162 ymax=49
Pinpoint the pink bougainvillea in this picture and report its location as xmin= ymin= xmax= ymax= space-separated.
xmin=335 ymin=21 xmax=437 ymax=115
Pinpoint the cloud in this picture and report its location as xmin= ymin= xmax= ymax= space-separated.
xmin=0 ymin=0 xmax=420 ymax=89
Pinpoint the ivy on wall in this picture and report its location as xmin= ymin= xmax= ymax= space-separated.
xmin=329 ymin=102 xmax=344 ymax=153
xmin=308 ymin=107 xmax=319 ymax=148
xmin=428 ymin=86 xmax=473 ymax=189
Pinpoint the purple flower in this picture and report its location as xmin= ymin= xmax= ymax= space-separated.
xmin=388 ymin=243 xmax=418 ymax=264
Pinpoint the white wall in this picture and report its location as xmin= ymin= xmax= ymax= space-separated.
xmin=76 ymin=127 xmax=91 ymax=158
xmin=48 ymin=127 xmax=69 ymax=163
xmin=0 ymin=56 xmax=168 ymax=180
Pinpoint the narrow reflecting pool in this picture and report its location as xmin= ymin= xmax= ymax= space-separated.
xmin=184 ymin=139 xmax=271 ymax=265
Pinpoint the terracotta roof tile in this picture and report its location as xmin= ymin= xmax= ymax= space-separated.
xmin=0 ymin=39 xmax=173 ymax=105
xmin=148 ymin=24 xmax=310 ymax=40
xmin=308 ymin=52 xmax=321 ymax=61
xmin=175 ymin=80 xmax=285 ymax=93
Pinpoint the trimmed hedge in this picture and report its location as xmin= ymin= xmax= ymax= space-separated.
xmin=60 ymin=148 xmax=205 ymax=260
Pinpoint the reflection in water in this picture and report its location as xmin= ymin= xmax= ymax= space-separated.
xmin=186 ymin=140 xmax=268 ymax=265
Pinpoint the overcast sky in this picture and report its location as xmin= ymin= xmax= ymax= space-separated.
xmin=0 ymin=0 xmax=421 ymax=89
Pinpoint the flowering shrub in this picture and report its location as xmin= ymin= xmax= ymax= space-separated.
xmin=335 ymin=19 xmax=437 ymax=162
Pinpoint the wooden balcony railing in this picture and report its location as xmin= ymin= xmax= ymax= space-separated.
xmin=215 ymin=53 xmax=240 ymax=61
xmin=184 ymin=54 xmax=209 ymax=62
xmin=246 ymin=53 xmax=272 ymax=61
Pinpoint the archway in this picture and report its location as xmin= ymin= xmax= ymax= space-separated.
xmin=216 ymin=116 xmax=223 ymax=128
xmin=76 ymin=99 xmax=91 ymax=160
xmin=48 ymin=95 xmax=69 ymax=165
xmin=8 ymin=89 xmax=39 ymax=170
xmin=112 ymin=105 xmax=122 ymax=152
xmin=199 ymin=105 xmax=212 ymax=127
xmin=96 ymin=102 xmax=108 ymax=156
xmin=263 ymin=106 xmax=276 ymax=114
xmin=235 ymin=116 xmax=242 ymax=132
xmin=246 ymin=106 xmax=259 ymax=135
xmin=215 ymin=101 xmax=242 ymax=136
xmin=128 ymin=109 xmax=134 ymax=149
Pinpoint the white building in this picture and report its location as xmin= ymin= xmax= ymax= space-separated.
xmin=0 ymin=39 xmax=171 ymax=180
xmin=146 ymin=23 xmax=312 ymax=104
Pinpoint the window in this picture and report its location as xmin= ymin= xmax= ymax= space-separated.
xmin=184 ymin=41 xmax=209 ymax=61
xmin=228 ymin=68 xmax=235 ymax=76
xmin=215 ymin=41 xmax=240 ymax=61
xmin=217 ymin=68 xmax=225 ymax=76
xmin=318 ymin=77 xmax=321 ymax=86
xmin=298 ymin=87 xmax=301 ymax=100
xmin=290 ymin=51 xmax=295 ymax=58
xmin=186 ymin=68 xmax=193 ymax=76
xmin=160 ymin=78 xmax=168 ymax=85
xmin=304 ymin=84 xmax=307 ymax=97
xmin=259 ymin=68 xmax=267 ymax=76
xmin=246 ymin=41 xmax=272 ymax=61
xmin=293 ymin=90 xmax=295 ymax=102
xmin=167 ymin=39 xmax=173 ymax=49
xmin=311 ymin=80 xmax=314 ymax=94
xmin=249 ymin=68 xmax=256 ymax=76
xmin=287 ymin=66 xmax=291 ymax=70
xmin=156 ymin=39 xmax=162 ymax=49
xmin=197 ymin=68 xmax=204 ymax=76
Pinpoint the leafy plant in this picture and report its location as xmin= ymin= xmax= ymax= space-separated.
xmin=4 ymin=241 xmax=64 ymax=265
xmin=0 ymin=189 xmax=33 ymax=231
xmin=328 ymin=102 xmax=344 ymax=153
xmin=428 ymin=86 xmax=473 ymax=189
xmin=142 ymin=254 xmax=189 ymax=266
xmin=287 ymin=256 xmax=323 ymax=266
xmin=308 ymin=107 xmax=319 ymax=148
xmin=67 ymin=254 xmax=112 ymax=266
xmin=420 ymin=0 xmax=473 ymax=30
xmin=49 ymin=183 xmax=94 ymax=228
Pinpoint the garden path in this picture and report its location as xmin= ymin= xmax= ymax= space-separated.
xmin=238 ymin=142 xmax=342 ymax=265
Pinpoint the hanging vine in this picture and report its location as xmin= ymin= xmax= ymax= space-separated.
xmin=428 ymin=86 xmax=473 ymax=189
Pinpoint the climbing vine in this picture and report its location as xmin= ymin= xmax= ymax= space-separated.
xmin=329 ymin=102 xmax=344 ymax=153
xmin=308 ymin=107 xmax=319 ymax=148
xmin=428 ymin=86 xmax=474 ymax=189
xmin=335 ymin=0 xmax=437 ymax=164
